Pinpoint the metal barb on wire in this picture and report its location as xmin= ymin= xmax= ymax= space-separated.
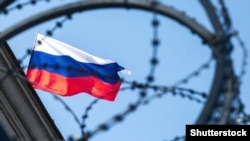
xmin=0 ymin=0 xmax=50 ymax=15
xmin=163 ymin=135 xmax=185 ymax=141
xmin=81 ymin=99 xmax=99 ymax=136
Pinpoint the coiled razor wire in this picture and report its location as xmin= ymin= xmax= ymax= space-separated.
xmin=0 ymin=0 xmax=248 ymax=141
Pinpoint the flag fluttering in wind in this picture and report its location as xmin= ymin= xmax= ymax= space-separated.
xmin=26 ymin=33 xmax=131 ymax=101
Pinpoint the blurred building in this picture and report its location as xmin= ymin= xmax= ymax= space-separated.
xmin=0 ymin=41 xmax=63 ymax=141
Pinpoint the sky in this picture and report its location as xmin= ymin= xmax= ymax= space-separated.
xmin=1 ymin=0 xmax=249 ymax=141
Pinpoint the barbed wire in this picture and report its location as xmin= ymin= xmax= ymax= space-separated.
xmin=146 ymin=0 xmax=160 ymax=84
xmin=234 ymin=32 xmax=248 ymax=84
xmin=53 ymin=95 xmax=82 ymax=130
xmin=46 ymin=15 xmax=72 ymax=36
xmin=216 ymin=0 xmax=248 ymax=83
xmin=172 ymin=56 xmax=214 ymax=86
xmin=216 ymin=0 xmax=249 ymax=123
xmin=81 ymin=99 xmax=99 ymax=135
xmin=235 ymin=98 xmax=250 ymax=124
xmin=163 ymin=135 xmax=185 ymax=141
xmin=0 ymin=0 xmax=51 ymax=15
xmin=0 ymin=0 xmax=248 ymax=141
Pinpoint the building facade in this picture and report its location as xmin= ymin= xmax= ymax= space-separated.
xmin=0 ymin=41 xmax=63 ymax=141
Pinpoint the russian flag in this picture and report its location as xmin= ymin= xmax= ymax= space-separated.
xmin=26 ymin=33 xmax=131 ymax=101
